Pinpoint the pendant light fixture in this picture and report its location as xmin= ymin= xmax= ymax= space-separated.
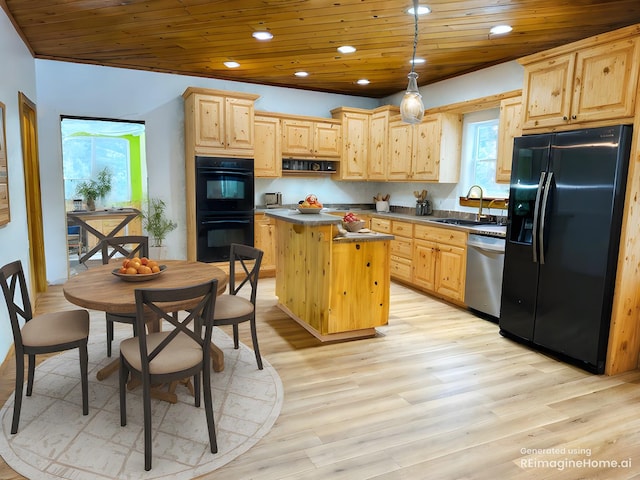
xmin=400 ymin=0 xmax=425 ymax=124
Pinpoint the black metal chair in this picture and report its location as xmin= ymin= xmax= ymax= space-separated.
xmin=101 ymin=235 xmax=150 ymax=357
xmin=214 ymin=243 xmax=264 ymax=369
xmin=0 ymin=260 xmax=89 ymax=434
xmin=119 ymin=279 xmax=219 ymax=471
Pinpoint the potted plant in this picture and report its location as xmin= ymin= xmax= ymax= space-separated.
xmin=142 ymin=198 xmax=177 ymax=249
xmin=75 ymin=167 xmax=112 ymax=211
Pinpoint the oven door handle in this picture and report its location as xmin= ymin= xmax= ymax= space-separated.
xmin=198 ymin=168 xmax=253 ymax=177
xmin=201 ymin=219 xmax=252 ymax=225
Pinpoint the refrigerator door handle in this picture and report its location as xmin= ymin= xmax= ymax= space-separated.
xmin=532 ymin=171 xmax=547 ymax=264
xmin=538 ymin=171 xmax=554 ymax=265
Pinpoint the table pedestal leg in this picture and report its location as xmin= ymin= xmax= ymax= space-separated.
xmin=211 ymin=343 xmax=224 ymax=372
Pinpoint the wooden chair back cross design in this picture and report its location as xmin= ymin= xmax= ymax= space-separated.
xmin=0 ymin=260 xmax=89 ymax=434
xmin=101 ymin=235 xmax=149 ymax=264
xmin=119 ymin=279 xmax=219 ymax=471
xmin=101 ymin=235 xmax=150 ymax=357
xmin=214 ymin=243 xmax=264 ymax=369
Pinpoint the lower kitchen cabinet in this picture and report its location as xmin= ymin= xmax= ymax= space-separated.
xmin=371 ymin=217 xmax=467 ymax=303
xmin=254 ymin=213 xmax=276 ymax=277
xmin=371 ymin=217 xmax=413 ymax=282
xmin=413 ymin=225 xmax=467 ymax=303
xmin=390 ymin=220 xmax=413 ymax=282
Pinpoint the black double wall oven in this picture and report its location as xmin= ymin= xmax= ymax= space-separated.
xmin=195 ymin=156 xmax=254 ymax=263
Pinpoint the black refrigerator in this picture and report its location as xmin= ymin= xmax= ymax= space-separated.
xmin=499 ymin=124 xmax=633 ymax=374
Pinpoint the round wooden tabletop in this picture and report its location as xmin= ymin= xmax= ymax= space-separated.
xmin=63 ymin=260 xmax=228 ymax=314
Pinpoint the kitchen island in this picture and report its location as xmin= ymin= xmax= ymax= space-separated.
xmin=266 ymin=209 xmax=394 ymax=342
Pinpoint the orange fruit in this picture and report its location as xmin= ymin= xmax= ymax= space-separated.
xmin=122 ymin=259 xmax=130 ymax=268
xmin=148 ymin=260 xmax=158 ymax=268
xmin=140 ymin=257 xmax=149 ymax=266
xmin=151 ymin=265 xmax=160 ymax=273
xmin=118 ymin=267 xmax=127 ymax=274
xmin=125 ymin=267 xmax=138 ymax=275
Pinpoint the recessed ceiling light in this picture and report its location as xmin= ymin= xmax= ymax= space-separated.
xmin=357 ymin=79 xmax=370 ymax=85
xmin=338 ymin=45 xmax=356 ymax=54
xmin=252 ymin=31 xmax=273 ymax=41
xmin=490 ymin=25 xmax=513 ymax=35
xmin=407 ymin=5 xmax=431 ymax=15
xmin=410 ymin=58 xmax=426 ymax=65
xmin=294 ymin=71 xmax=309 ymax=77
xmin=224 ymin=61 xmax=240 ymax=68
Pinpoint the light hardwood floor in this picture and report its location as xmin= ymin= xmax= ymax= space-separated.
xmin=2 ymin=279 xmax=640 ymax=479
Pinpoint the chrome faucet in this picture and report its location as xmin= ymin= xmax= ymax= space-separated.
xmin=466 ymin=184 xmax=484 ymax=220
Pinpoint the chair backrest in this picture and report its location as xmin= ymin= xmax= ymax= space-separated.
xmin=102 ymin=235 xmax=149 ymax=264
xmin=0 ymin=260 xmax=33 ymax=348
xmin=134 ymin=280 xmax=218 ymax=374
xmin=228 ymin=243 xmax=263 ymax=304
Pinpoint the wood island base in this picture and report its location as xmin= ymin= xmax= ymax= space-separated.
xmin=276 ymin=302 xmax=378 ymax=342
xmin=267 ymin=210 xmax=394 ymax=342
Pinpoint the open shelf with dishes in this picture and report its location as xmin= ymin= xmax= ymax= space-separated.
xmin=282 ymin=159 xmax=338 ymax=174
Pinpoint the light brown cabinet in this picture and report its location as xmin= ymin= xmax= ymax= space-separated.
xmin=388 ymin=113 xmax=462 ymax=182
xmin=254 ymin=213 xmax=276 ymax=276
xmin=496 ymin=95 xmax=523 ymax=183
xmin=281 ymin=117 xmax=341 ymax=159
xmin=390 ymin=220 xmax=414 ymax=283
xmin=254 ymin=113 xmax=282 ymax=178
xmin=520 ymin=37 xmax=639 ymax=131
xmin=183 ymin=88 xmax=259 ymax=156
xmin=412 ymin=225 xmax=467 ymax=303
xmin=331 ymin=107 xmax=369 ymax=180
xmin=368 ymin=106 xmax=398 ymax=180
xmin=371 ymin=218 xmax=413 ymax=282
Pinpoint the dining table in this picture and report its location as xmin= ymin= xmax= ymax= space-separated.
xmin=63 ymin=259 xmax=228 ymax=402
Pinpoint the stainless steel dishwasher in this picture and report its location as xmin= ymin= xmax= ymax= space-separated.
xmin=464 ymin=233 xmax=505 ymax=319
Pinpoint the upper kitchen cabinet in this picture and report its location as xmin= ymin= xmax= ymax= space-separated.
xmin=183 ymin=87 xmax=260 ymax=157
xmin=254 ymin=112 xmax=282 ymax=178
xmin=520 ymin=34 xmax=639 ymax=132
xmin=368 ymin=106 xmax=399 ymax=181
xmin=496 ymin=95 xmax=523 ymax=183
xmin=331 ymin=107 xmax=369 ymax=180
xmin=388 ymin=113 xmax=462 ymax=182
xmin=281 ymin=115 xmax=341 ymax=159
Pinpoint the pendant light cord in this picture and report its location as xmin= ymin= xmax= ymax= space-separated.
xmin=410 ymin=0 xmax=419 ymax=75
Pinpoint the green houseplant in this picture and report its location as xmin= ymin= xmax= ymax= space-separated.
xmin=75 ymin=167 xmax=112 ymax=211
xmin=142 ymin=198 xmax=177 ymax=247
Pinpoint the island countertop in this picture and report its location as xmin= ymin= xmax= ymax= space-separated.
xmin=265 ymin=208 xmax=394 ymax=242
xmin=265 ymin=208 xmax=341 ymax=225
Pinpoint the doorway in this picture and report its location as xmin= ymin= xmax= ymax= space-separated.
xmin=61 ymin=117 xmax=147 ymax=273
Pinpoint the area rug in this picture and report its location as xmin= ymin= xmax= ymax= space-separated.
xmin=0 ymin=320 xmax=283 ymax=479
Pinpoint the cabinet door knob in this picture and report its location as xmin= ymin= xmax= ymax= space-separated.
xmin=563 ymin=116 xmax=568 ymax=121
xmin=571 ymin=115 xmax=577 ymax=120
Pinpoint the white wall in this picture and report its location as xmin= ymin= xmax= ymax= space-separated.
xmin=35 ymin=61 xmax=379 ymax=284
xmin=0 ymin=10 xmax=37 ymax=358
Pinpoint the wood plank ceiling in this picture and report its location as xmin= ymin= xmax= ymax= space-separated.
xmin=3 ymin=0 xmax=640 ymax=98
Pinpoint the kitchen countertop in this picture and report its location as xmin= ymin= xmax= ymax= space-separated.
xmin=264 ymin=209 xmax=395 ymax=242
xmin=262 ymin=207 xmax=507 ymax=238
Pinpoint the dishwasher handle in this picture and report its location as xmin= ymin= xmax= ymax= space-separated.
xmin=467 ymin=236 xmax=505 ymax=253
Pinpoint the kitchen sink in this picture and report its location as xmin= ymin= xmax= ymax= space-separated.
xmin=431 ymin=217 xmax=498 ymax=226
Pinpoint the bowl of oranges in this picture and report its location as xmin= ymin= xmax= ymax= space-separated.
xmin=112 ymin=257 xmax=166 ymax=282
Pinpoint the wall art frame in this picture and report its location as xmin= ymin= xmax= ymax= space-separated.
xmin=0 ymin=101 xmax=9 ymax=226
